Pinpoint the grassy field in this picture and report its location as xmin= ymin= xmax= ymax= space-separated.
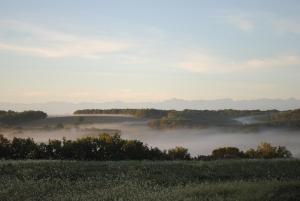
xmin=1 ymin=159 xmax=300 ymax=201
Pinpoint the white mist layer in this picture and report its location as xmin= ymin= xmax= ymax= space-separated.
xmin=1 ymin=115 xmax=300 ymax=157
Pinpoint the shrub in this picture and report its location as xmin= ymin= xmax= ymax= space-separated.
xmin=212 ymin=147 xmax=243 ymax=159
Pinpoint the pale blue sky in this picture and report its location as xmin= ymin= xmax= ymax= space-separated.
xmin=0 ymin=0 xmax=300 ymax=103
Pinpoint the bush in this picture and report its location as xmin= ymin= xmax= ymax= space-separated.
xmin=245 ymin=143 xmax=292 ymax=159
xmin=212 ymin=147 xmax=243 ymax=159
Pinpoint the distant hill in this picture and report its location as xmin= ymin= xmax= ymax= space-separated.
xmin=1 ymin=98 xmax=300 ymax=114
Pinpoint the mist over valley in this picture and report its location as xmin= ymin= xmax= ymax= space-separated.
xmin=1 ymin=113 xmax=299 ymax=157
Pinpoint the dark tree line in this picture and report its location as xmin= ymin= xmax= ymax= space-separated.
xmin=270 ymin=109 xmax=300 ymax=121
xmin=0 ymin=134 xmax=189 ymax=160
xmin=0 ymin=110 xmax=47 ymax=125
xmin=74 ymin=108 xmax=300 ymax=129
xmin=265 ymin=109 xmax=300 ymax=128
xmin=148 ymin=109 xmax=272 ymax=128
xmin=74 ymin=109 xmax=274 ymax=119
xmin=208 ymin=143 xmax=292 ymax=159
xmin=0 ymin=134 xmax=291 ymax=160
xmin=74 ymin=109 xmax=169 ymax=118
xmin=74 ymin=109 xmax=278 ymax=129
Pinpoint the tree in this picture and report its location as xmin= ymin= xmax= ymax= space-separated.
xmin=245 ymin=143 xmax=292 ymax=159
xmin=256 ymin=143 xmax=278 ymax=159
xmin=0 ymin=110 xmax=47 ymax=125
xmin=244 ymin=148 xmax=257 ymax=159
xmin=276 ymin=146 xmax=292 ymax=158
xmin=121 ymin=140 xmax=148 ymax=160
xmin=168 ymin=146 xmax=190 ymax=160
xmin=212 ymin=147 xmax=242 ymax=159
xmin=47 ymin=139 xmax=63 ymax=159
xmin=0 ymin=134 xmax=10 ymax=159
xmin=10 ymin=137 xmax=37 ymax=159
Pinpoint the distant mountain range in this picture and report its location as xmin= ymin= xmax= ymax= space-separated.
xmin=1 ymin=98 xmax=300 ymax=114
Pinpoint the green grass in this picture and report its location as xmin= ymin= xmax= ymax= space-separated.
xmin=1 ymin=159 xmax=300 ymax=201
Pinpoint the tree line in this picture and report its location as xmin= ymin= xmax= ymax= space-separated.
xmin=208 ymin=143 xmax=292 ymax=159
xmin=0 ymin=133 xmax=292 ymax=160
xmin=74 ymin=109 xmax=279 ymax=129
xmin=74 ymin=109 xmax=169 ymax=118
xmin=265 ymin=109 xmax=300 ymax=128
xmin=74 ymin=109 xmax=273 ymax=119
xmin=0 ymin=110 xmax=47 ymax=125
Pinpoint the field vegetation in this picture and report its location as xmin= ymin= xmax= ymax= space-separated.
xmin=0 ymin=159 xmax=299 ymax=201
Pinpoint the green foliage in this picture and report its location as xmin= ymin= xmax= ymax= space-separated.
xmin=0 ymin=160 xmax=300 ymax=201
xmin=0 ymin=110 xmax=47 ymax=125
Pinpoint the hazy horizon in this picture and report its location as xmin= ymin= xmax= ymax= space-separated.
xmin=1 ymin=97 xmax=300 ymax=104
xmin=2 ymin=98 xmax=300 ymax=114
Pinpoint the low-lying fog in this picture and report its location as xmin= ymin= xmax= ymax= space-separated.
xmin=2 ymin=115 xmax=300 ymax=157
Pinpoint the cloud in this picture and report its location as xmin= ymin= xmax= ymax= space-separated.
xmin=273 ymin=19 xmax=300 ymax=34
xmin=0 ymin=20 xmax=133 ymax=58
xmin=224 ymin=15 xmax=255 ymax=32
xmin=179 ymin=51 xmax=300 ymax=73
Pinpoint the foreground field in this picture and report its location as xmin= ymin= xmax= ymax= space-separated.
xmin=1 ymin=160 xmax=300 ymax=201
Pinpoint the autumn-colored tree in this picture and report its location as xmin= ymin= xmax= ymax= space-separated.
xmin=168 ymin=146 xmax=190 ymax=160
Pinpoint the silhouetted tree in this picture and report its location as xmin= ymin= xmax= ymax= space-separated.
xmin=10 ymin=137 xmax=37 ymax=159
xmin=0 ymin=134 xmax=293 ymax=161
xmin=0 ymin=134 xmax=10 ymax=159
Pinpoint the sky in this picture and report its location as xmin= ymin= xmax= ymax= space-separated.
xmin=0 ymin=0 xmax=300 ymax=103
